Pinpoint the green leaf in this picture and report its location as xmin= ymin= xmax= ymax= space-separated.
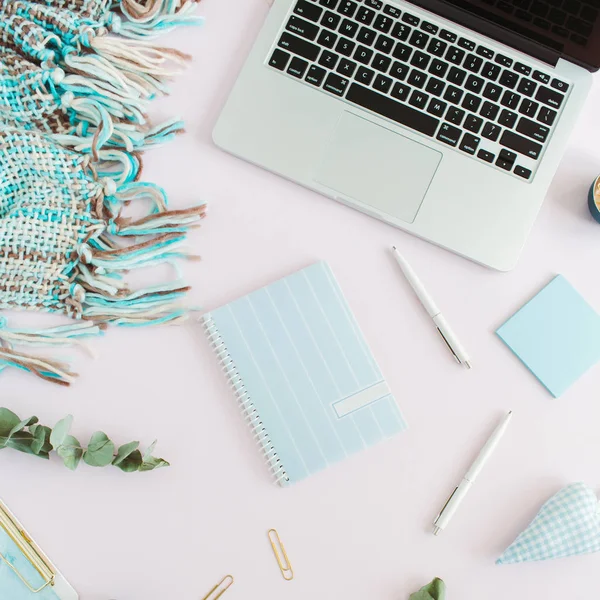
xmin=112 ymin=441 xmax=140 ymax=467
xmin=30 ymin=425 xmax=53 ymax=456
xmin=56 ymin=435 xmax=83 ymax=471
xmin=142 ymin=440 xmax=157 ymax=462
xmin=139 ymin=456 xmax=170 ymax=472
xmin=0 ymin=408 xmax=21 ymax=437
xmin=6 ymin=432 xmax=40 ymax=456
xmin=410 ymin=578 xmax=446 ymax=600
xmin=114 ymin=449 xmax=143 ymax=473
xmin=50 ymin=415 xmax=73 ymax=449
xmin=83 ymin=432 xmax=115 ymax=467
xmin=8 ymin=416 xmax=38 ymax=440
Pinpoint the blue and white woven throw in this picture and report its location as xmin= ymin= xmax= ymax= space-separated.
xmin=0 ymin=0 xmax=205 ymax=385
xmin=497 ymin=482 xmax=600 ymax=564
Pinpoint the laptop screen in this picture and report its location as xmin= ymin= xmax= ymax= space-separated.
xmin=439 ymin=0 xmax=600 ymax=69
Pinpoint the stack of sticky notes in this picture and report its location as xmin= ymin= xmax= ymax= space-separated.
xmin=497 ymin=275 xmax=600 ymax=397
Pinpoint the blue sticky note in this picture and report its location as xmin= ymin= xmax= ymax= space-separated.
xmin=497 ymin=275 xmax=600 ymax=398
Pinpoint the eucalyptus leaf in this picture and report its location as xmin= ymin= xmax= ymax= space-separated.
xmin=56 ymin=435 xmax=83 ymax=471
xmin=113 ymin=441 xmax=140 ymax=467
xmin=83 ymin=432 xmax=115 ymax=467
xmin=0 ymin=408 xmax=21 ymax=437
xmin=115 ymin=449 xmax=143 ymax=473
xmin=0 ymin=408 xmax=168 ymax=474
xmin=50 ymin=415 xmax=73 ymax=449
xmin=409 ymin=578 xmax=446 ymax=600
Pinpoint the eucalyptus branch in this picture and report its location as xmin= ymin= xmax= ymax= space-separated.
xmin=0 ymin=408 xmax=169 ymax=472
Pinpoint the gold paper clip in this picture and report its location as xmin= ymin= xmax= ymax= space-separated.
xmin=201 ymin=575 xmax=234 ymax=600
xmin=0 ymin=500 xmax=55 ymax=593
xmin=268 ymin=528 xmax=294 ymax=581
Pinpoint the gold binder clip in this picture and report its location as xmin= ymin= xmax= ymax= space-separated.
xmin=0 ymin=501 xmax=55 ymax=593
xmin=268 ymin=528 xmax=294 ymax=581
xmin=201 ymin=574 xmax=234 ymax=600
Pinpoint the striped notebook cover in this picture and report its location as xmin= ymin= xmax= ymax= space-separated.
xmin=202 ymin=262 xmax=407 ymax=485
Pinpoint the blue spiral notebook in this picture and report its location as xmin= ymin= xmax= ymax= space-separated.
xmin=203 ymin=261 xmax=407 ymax=486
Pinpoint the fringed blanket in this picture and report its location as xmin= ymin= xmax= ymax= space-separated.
xmin=0 ymin=0 xmax=205 ymax=385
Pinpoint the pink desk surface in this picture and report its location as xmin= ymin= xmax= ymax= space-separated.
xmin=2 ymin=1 xmax=600 ymax=598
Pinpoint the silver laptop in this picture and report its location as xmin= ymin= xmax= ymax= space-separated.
xmin=214 ymin=0 xmax=597 ymax=270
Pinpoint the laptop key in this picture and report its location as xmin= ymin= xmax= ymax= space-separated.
xmin=410 ymin=30 xmax=430 ymax=48
xmin=356 ymin=6 xmax=376 ymax=25
xmin=391 ymin=22 xmax=411 ymax=41
xmin=482 ymin=121 xmax=501 ymax=141
xmin=393 ymin=42 xmax=413 ymax=61
xmin=340 ymin=19 xmax=360 ymax=38
xmin=295 ymin=0 xmax=324 ymax=21
xmin=365 ymin=0 xmax=383 ymax=8
xmin=390 ymin=61 xmax=410 ymax=80
xmin=464 ymin=114 xmax=483 ymax=133
xmin=306 ymin=64 xmax=327 ymax=85
xmin=464 ymin=54 xmax=484 ymax=73
xmin=287 ymin=56 xmax=309 ymax=78
xmin=294 ymin=0 xmax=323 ymax=23
xmin=355 ymin=45 xmax=374 ymax=64
xmin=459 ymin=132 xmax=480 ymax=154
xmin=477 ymin=149 xmax=495 ymax=163
xmin=501 ymin=90 xmax=521 ymax=109
xmin=551 ymin=78 xmax=569 ymax=92
xmin=357 ymin=27 xmax=377 ymax=46
xmin=480 ymin=101 xmax=500 ymax=120
xmin=323 ymin=72 xmax=350 ymax=95
xmin=444 ymin=85 xmax=464 ymax=104
xmin=319 ymin=0 xmax=338 ymax=7
xmin=465 ymin=74 xmax=484 ymax=93
xmin=336 ymin=37 xmax=356 ymax=56
xmin=337 ymin=0 xmax=358 ymax=17
xmin=483 ymin=82 xmax=502 ymax=101
xmin=338 ymin=58 xmax=358 ymax=76
xmin=411 ymin=50 xmax=431 ymax=69
xmin=447 ymin=66 xmax=467 ymax=85
xmin=516 ymin=117 xmax=550 ymax=142
xmin=384 ymin=4 xmax=402 ymax=18
xmin=374 ymin=14 xmax=394 ymax=32
xmin=499 ymin=70 xmax=519 ymax=89
xmin=517 ymin=78 xmax=537 ymax=96
xmin=391 ymin=81 xmax=411 ymax=101
xmin=501 ymin=130 xmax=542 ymax=159
xmin=437 ymin=122 xmax=462 ymax=146
xmin=346 ymin=83 xmax=440 ymax=136
xmin=519 ymin=98 xmax=539 ymax=117
xmin=498 ymin=109 xmax=518 ymax=128
xmin=409 ymin=89 xmax=430 ymax=109
xmin=408 ymin=69 xmax=428 ymax=88
xmin=427 ymin=98 xmax=448 ymax=117
xmin=446 ymin=46 xmax=466 ymax=65
xmin=536 ymin=85 xmax=565 ymax=109
xmin=538 ymin=106 xmax=557 ymax=126
xmin=373 ymin=53 xmax=392 ymax=72
xmin=440 ymin=29 xmax=457 ymax=43
xmin=429 ymin=59 xmax=448 ymax=77
xmin=482 ymin=62 xmax=501 ymax=80
xmin=317 ymin=30 xmax=338 ymax=48
xmin=462 ymin=93 xmax=481 ymax=112
xmin=375 ymin=34 xmax=395 ymax=53
xmin=269 ymin=49 xmax=291 ymax=71
xmin=533 ymin=70 xmax=550 ymax=84
xmin=373 ymin=74 xmax=393 ymax=93
xmin=446 ymin=106 xmax=466 ymax=125
xmin=458 ymin=38 xmax=476 ymax=51
xmin=476 ymin=45 xmax=494 ymax=59
xmin=319 ymin=50 xmax=339 ymax=69
xmin=514 ymin=165 xmax=532 ymax=179
xmin=428 ymin=39 xmax=448 ymax=57
xmin=278 ymin=33 xmax=320 ymax=62
xmin=355 ymin=66 xmax=375 ymax=85
xmin=421 ymin=21 xmax=439 ymax=34
xmin=321 ymin=10 xmax=342 ymax=29
xmin=426 ymin=77 xmax=446 ymax=96
xmin=495 ymin=53 xmax=513 ymax=67
xmin=402 ymin=12 xmax=420 ymax=26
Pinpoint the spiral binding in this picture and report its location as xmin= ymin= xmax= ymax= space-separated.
xmin=203 ymin=314 xmax=290 ymax=486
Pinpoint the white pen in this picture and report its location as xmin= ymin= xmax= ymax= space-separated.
xmin=433 ymin=411 xmax=513 ymax=535
xmin=391 ymin=246 xmax=471 ymax=369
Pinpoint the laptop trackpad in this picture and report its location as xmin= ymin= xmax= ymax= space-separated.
xmin=314 ymin=112 xmax=442 ymax=224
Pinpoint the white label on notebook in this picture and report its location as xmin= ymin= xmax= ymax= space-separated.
xmin=332 ymin=381 xmax=391 ymax=418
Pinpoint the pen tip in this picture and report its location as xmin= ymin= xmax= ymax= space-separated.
xmin=392 ymin=245 xmax=397 ymax=251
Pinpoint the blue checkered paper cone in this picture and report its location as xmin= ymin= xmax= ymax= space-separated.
xmin=497 ymin=483 xmax=600 ymax=565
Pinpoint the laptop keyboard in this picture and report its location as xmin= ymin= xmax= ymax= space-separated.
xmin=267 ymin=0 xmax=572 ymax=181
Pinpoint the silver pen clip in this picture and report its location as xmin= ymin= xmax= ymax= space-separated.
xmin=433 ymin=486 xmax=460 ymax=535
xmin=436 ymin=326 xmax=461 ymax=364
